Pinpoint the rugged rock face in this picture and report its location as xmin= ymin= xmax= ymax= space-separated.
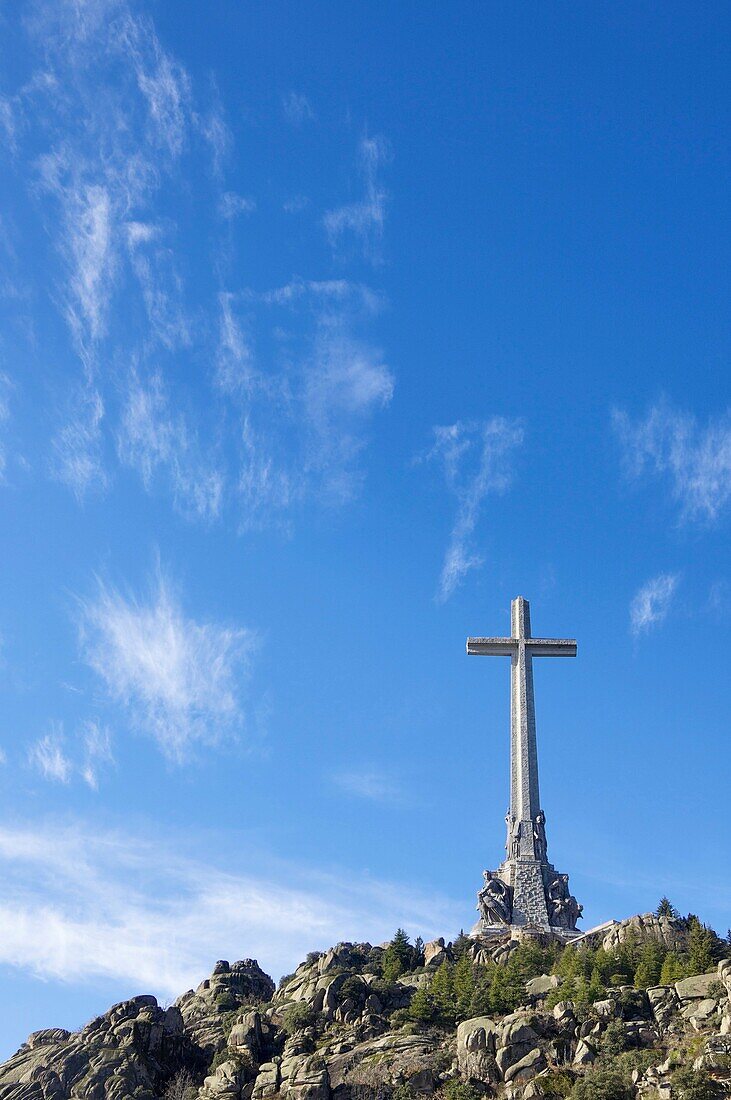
xmin=0 ymin=924 xmax=729 ymax=1100
xmin=0 ymin=995 xmax=188 ymax=1100
xmin=600 ymin=914 xmax=687 ymax=953
xmin=176 ymin=960 xmax=276 ymax=1057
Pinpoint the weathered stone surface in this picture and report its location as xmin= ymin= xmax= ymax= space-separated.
xmin=199 ymin=1059 xmax=252 ymax=1100
xmin=424 ymin=939 xmax=448 ymax=968
xmin=0 ymin=996 xmax=188 ymax=1100
xmin=675 ymin=973 xmax=719 ymax=1001
xmin=326 ymin=1032 xmax=440 ymax=1095
xmin=504 ymin=1047 xmax=546 ymax=1084
xmin=601 ymin=914 xmax=687 ymax=953
xmin=177 ymin=960 xmax=275 ymax=1058
xmin=647 ymin=986 xmax=680 ymax=1029
xmin=573 ymin=1039 xmax=597 ymax=1066
xmin=456 ymin=1017 xmax=499 ymax=1082
xmin=251 ymin=1061 xmax=280 ymax=1100
xmin=526 ymin=975 xmax=560 ymax=998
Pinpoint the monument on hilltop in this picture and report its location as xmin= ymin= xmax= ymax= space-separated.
xmin=467 ymin=596 xmax=583 ymax=940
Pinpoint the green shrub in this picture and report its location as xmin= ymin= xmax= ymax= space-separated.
xmin=671 ymin=1067 xmax=720 ymax=1100
xmin=569 ymin=1065 xmax=634 ymax=1100
xmin=540 ymin=1071 xmax=575 ymax=1098
xmin=282 ymin=1001 xmax=316 ymax=1034
xmin=600 ymin=1021 xmax=632 ymax=1057
xmin=441 ymin=1080 xmax=483 ymax=1100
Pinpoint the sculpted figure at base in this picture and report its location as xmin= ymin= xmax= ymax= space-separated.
xmin=477 ymin=871 xmax=513 ymax=926
xmin=533 ymin=810 xmax=547 ymax=861
xmin=546 ymin=873 xmax=583 ymax=930
xmin=509 ymin=818 xmax=521 ymax=860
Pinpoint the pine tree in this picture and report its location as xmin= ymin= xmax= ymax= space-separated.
xmin=452 ymin=932 xmax=471 ymax=961
xmin=430 ymin=960 xmax=456 ymax=1021
xmin=659 ymin=951 xmax=687 ymax=985
xmin=454 ymin=953 xmax=475 ymax=1019
xmin=656 ymin=897 xmax=679 ymax=920
xmin=688 ymin=921 xmax=715 ymax=974
xmin=409 ymin=984 xmax=436 ymax=1022
xmin=382 ymin=928 xmax=413 ymax=981
xmin=634 ymin=940 xmax=667 ymax=988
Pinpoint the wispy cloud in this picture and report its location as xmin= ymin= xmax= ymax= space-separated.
xmin=282 ymin=92 xmax=315 ymax=125
xmin=0 ymin=373 xmax=12 ymax=480
xmin=613 ymin=400 xmax=731 ymax=523
xmin=223 ymin=279 xmax=394 ymax=526
xmin=78 ymin=571 xmax=256 ymax=761
xmin=28 ymin=729 xmax=72 ymax=784
xmin=119 ymin=13 xmax=192 ymax=157
xmin=219 ymin=192 xmax=256 ymax=220
xmin=117 ymin=370 xmax=224 ymax=522
xmin=630 ymin=573 xmax=679 ymax=635
xmin=0 ymin=820 xmax=461 ymax=995
xmin=37 ymin=159 xmax=117 ymax=348
xmin=333 ymin=768 xmax=403 ymax=803
xmin=324 ymin=135 xmax=389 ymax=262
xmin=80 ymin=721 xmax=114 ymax=790
xmin=51 ymin=385 xmax=108 ymax=501
xmin=425 ymin=418 xmax=524 ymax=601
xmin=28 ymin=722 xmax=114 ymax=789
xmin=125 ymin=225 xmax=191 ymax=350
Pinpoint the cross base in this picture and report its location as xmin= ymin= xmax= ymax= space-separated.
xmin=469 ymin=919 xmax=583 ymax=945
xmin=475 ymin=856 xmax=583 ymax=939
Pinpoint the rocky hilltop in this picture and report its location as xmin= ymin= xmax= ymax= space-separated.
xmin=0 ymin=913 xmax=729 ymax=1100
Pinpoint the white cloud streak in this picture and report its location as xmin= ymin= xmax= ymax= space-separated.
xmin=613 ymin=401 xmax=731 ymax=523
xmin=219 ymin=192 xmax=256 ymax=220
xmin=282 ymin=92 xmax=315 ymax=125
xmin=0 ymin=821 xmax=461 ymax=996
xmin=426 ymin=418 xmax=524 ymax=601
xmin=117 ymin=370 xmax=224 ymax=521
xmin=324 ymin=136 xmax=389 ymax=262
xmin=630 ymin=573 xmax=679 ymax=636
xmin=28 ymin=730 xmax=72 ymax=784
xmin=333 ymin=769 xmax=403 ymax=803
xmin=28 ymin=722 xmax=114 ymax=789
xmin=80 ymin=721 xmax=114 ymax=790
xmin=222 ymin=280 xmax=393 ymax=526
xmin=78 ymin=572 xmax=256 ymax=761
xmin=51 ymin=385 xmax=108 ymax=501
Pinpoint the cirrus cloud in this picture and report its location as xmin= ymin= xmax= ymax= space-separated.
xmin=78 ymin=572 xmax=257 ymax=761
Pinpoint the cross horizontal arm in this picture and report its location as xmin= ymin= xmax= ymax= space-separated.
xmin=466 ymin=637 xmax=518 ymax=655
xmin=525 ymin=639 xmax=577 ymax=657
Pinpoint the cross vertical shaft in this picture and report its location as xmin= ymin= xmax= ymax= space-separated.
xmin=511 ymin=597 xmax=540 ymax=855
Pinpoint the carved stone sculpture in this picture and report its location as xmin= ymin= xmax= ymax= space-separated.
xmin=546 ymin=874 xmax=583 ymax=930
xmin=477 ymin=871 xmax=513 ymax=925
xmin=533 ymin=810 xmax=547 ymax=861
xmin=509 ymin=819 xmax=521 ymax=860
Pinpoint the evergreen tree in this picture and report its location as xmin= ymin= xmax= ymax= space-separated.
xmin=408 ymin=984 xmax=436 ymax=1023
xmin=688 ymin=921 xmax=716 ymax=974
xmin=468 ymin=969 xmax=493 ymax=1017
xmin=451 ymin=932 xmax=471 ymax=961
xmin=660 ymin=951 xmax=687 ymax=985
xmin=429 ymin=960 xmax=457 ymax=1021
xmin=656 ymin=897 xmax=679 ymax=920
xmin=454 ymin=953 xmax=475 ymax=1019
xmin=634 ymin=940 xmax=667 ymax=988
xmin=382 ymin=928 xmax=413 ymax=981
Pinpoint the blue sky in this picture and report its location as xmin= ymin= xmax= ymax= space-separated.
xmin=0 ymin=0 xmax=729 ymax=1060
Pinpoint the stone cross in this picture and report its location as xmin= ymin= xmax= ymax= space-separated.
xmin=467 ymin=596 xmax=576 ymax=862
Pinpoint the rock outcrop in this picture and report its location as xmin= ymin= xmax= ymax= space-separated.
xmin=0 ymin=923 xmax=729 ymax=1100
